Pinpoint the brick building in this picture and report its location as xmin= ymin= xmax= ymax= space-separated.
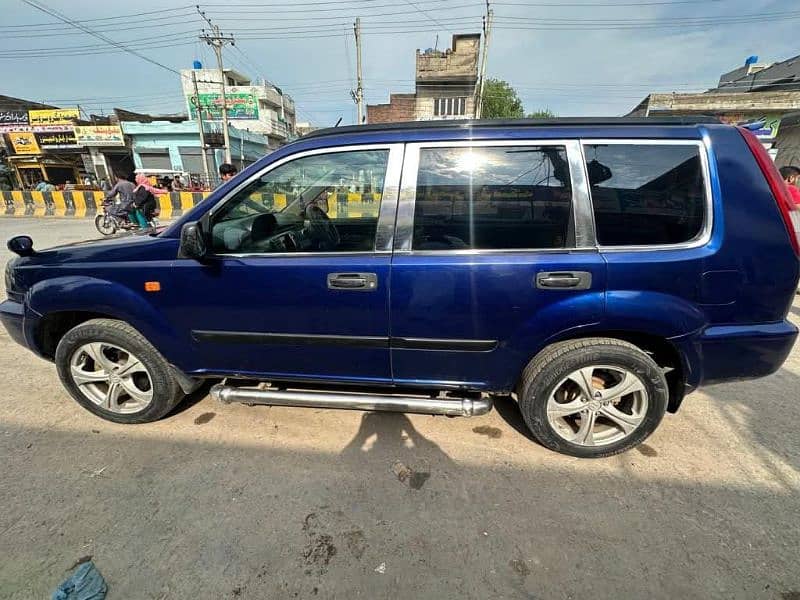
xmin=367 ymin=34 xmax=480 ymax=123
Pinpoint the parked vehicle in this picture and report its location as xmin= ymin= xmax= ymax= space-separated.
xmin=94 ymin=200 xmax=160 ymax=236
xmin=3 ymin=118 xmax=799 ymax=458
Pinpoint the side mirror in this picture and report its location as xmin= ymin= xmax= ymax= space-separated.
xmin=7 ymin=235 xmax=34 ymax=257
xmin=178 ymin=222 xmax=207 ymax=260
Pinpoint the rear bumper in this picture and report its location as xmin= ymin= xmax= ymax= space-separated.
xmin=676 ymin=321 xmax=798 ymax=387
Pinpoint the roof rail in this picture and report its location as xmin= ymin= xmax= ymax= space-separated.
xmin=302 ymin=116 xmax=722 ymax=139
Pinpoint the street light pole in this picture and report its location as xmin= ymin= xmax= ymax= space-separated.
xmin=198 ymin=9 xmax=235 ymax=164
xmin=475 ymin=5 xmax=493 ymax=119
xmin=353 ymin=17 xmax=364 ymax=124
xmin=191 ymin=70 xmax=211 ymax=186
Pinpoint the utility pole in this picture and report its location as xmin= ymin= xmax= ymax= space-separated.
xmin=351 ymin=18 xmax=364 ymax=124
xmin=191 ymin=70 xmax=211 ymax=186
xmin=475 ymin=4 xmax=493 ymax=119
xmin=198 ymin=8 xmax=235 ymax=163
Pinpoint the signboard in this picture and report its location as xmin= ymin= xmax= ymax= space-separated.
xmin=189 ymin=93 xmax=258 ymax=121
xmin=74 ymin=125 xmax=125 ymax=146
xmin=8 ymin=131 xmax=40 ymax=154
xmin=34 ymin=130 xmax=79 ymax=149
xmin=0 ymin=110 xmax=29 ymax=132
xmin=28 ymin=108 xmax=80 ymax=126
xmin=719 ymin=113 xmax=781 ymax=140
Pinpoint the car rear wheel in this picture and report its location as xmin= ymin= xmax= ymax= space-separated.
xmin=517 ymin=338 xmax=668 ymax=458
xmin=55 ymin=318 xmax=183 ymax=423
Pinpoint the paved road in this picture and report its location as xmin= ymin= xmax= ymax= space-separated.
xmin=1 ymin=219 xmax=798 ymax=599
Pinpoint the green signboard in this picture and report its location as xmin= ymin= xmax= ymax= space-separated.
xmin=189 ymin=93 xmax=259 ymax=121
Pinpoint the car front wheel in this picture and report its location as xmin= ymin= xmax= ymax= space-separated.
xmin=55 ymin=318 xmax=183 ymax=423
xmin=517 ymin=338 xmax=669 ymax=458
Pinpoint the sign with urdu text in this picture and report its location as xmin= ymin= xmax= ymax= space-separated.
xmin=0 ymin=110 xmax=29 ymax=132
xmin=189 ymin=93 xmax=258 ymax=120
xmin=27 ymin=108 xmax=80 ymax=126
xmin=34 ymin=130 xmax=80 ymax=149
xmin=74 ymin=125 xmax=125 ymax=146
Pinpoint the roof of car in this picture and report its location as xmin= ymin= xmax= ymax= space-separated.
xmin=302 ymin=117 xmax=722 ymax=140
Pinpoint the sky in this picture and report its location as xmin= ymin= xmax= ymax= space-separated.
xmin=1 ymin=0 xmax=798 ymax=127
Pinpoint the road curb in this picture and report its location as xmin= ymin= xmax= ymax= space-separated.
xmin=0 ymin=190 xmax=209 ymax=219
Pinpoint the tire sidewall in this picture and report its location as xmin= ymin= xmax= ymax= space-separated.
xmin=55 ymin=321 xmax=177 ymax=424
xmin=520 ymin=346 xmax=668 ymax=458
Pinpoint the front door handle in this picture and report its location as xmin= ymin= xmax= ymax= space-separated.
xmin=536 ymin=271 xmax=592 ymax=290
xmin=327 ymin=272 xmax=378 ymax=291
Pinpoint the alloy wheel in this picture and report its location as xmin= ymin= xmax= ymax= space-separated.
xmin=546 ymin=365 xmax=648 ymax=447
xmin=69 ymin=342 xmax=153 ymax=414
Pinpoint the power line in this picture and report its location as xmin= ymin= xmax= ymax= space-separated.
xmin=0 ymin=5 xmax=195 ymax=28
xmin=399 ymin=0 xmax=453 ymax=33
xmin=19 ymin=0 xmax=182 ymax=74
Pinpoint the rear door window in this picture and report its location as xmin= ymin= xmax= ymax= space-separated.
xmin=412 ymin=145 xmax=572 ymax=250
xmin=583 ymin=143 xmax=706 ymax=246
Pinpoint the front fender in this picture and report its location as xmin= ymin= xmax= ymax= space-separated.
xmin=26 ymin=276 xmax=184 ymax=363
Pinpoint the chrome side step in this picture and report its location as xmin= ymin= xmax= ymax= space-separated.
xmin=210 ymin=384 xmax=493 ymax=417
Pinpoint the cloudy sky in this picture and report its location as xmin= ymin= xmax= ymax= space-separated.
xmin=1 ymin=0 xmax=798 ymax=127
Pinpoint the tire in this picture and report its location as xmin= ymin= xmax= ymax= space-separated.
xmin=94 ymin=213 xmax=117 ymax=236
xmin=55 ymin=318 xmax=183 ymax=424
xmin=517 ymin=338 xmax=668 ymax=458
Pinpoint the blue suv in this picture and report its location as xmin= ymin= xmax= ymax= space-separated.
xmin=2 ymin=118 xmax=799 ymax=458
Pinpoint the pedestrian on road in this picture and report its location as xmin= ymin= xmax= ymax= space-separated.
xmin=780 ymin=166 xmax=800 ymax=207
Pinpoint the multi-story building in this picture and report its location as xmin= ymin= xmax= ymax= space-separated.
xmin=180 ymin=66 xmax=296 ymax=149
xmin=367 ymin=33 xmax=480 ymax=123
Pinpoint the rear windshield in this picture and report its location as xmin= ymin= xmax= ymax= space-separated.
xmin=584 ymin=143 xmax=706 ymax=246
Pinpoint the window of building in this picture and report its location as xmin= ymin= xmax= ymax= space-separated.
xmin=412 ymin=145 xmax=572 ymax=250
xmin=211 ymin=149 xmax=389 ymax=254
xmin=433 ymin=97 xmax=467 ymax=117
xmin=584 ymin=143 xmax=706 ymax=246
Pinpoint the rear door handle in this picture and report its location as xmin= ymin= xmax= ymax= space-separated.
xmin=327 ymin=272 xmax=378 ymax=291
xmin=536 ymin=271 xmax=592 ymax=290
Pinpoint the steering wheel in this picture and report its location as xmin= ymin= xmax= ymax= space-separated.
xmin=304 ymin=204 xmax=340 ymax=250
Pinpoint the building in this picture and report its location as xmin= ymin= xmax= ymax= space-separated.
xmin=628 ymin=53 xmax=800 ymax=163
xmin=121 ymin=119 xmax=270 ymax=180
xmin=367 ymin=33 xmax=480 ymax=123
xmin=180 ymin=66 xmax=296 ymax=149
xmin=0 ymin=95 xmax=89 ymax=187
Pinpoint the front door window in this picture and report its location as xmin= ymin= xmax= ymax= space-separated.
xmin=210 ymin=149 xmax=389 ymax=254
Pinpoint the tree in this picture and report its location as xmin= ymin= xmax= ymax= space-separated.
xmin=480 ymin=78 xmax=524 ymax=119
xmin=527 ymin=108 xmax=556 ymax=119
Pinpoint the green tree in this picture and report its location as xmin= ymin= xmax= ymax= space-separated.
xmin=480 ymin=78 xmax=524 ymax=119
xmin=527 ymin=108 xmax=556 ymax=119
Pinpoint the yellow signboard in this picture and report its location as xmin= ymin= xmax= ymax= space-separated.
xmin=73 ymin=125 xmax=125 ymax=146
xmin=8 ymin=131 xmax=40 ymax=154
xmin=28 ymin=108 xmax=79 ymax=126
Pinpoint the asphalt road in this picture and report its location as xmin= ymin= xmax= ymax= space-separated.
xmin=1 ymin=218 xmax=798 ymax=600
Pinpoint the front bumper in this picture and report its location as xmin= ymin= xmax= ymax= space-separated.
xmin=0 ymin=299 xmax=28 ymax=348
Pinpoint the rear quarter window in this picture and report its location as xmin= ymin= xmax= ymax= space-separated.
xmin=584 ymin=143 xmax=706 ymax=246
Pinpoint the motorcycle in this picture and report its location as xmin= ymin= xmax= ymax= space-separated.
xmin=95 ymin=201 xmax=160 ymax=236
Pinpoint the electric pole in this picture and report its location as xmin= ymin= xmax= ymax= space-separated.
xmin=191 ymin=70 xmax=212 ymax=186
xmin=198 ymin=8 xmax=235 ymax=163
xmin=352 ymin=18 xmax=364 ymax=124
xmin=475 ymin=4 xmax=493 ymax=119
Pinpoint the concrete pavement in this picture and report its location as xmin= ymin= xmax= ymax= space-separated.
xmin=0 ymin=219 xmax=798 ymax=599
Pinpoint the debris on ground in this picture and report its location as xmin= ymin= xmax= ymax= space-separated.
xmin=52 ymin=560 xmax=107 ymax=600
xmin=374 ymin=562 xmax=386 ymax=574
xmin=391 ymin=461 xmax=430 ymax=490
